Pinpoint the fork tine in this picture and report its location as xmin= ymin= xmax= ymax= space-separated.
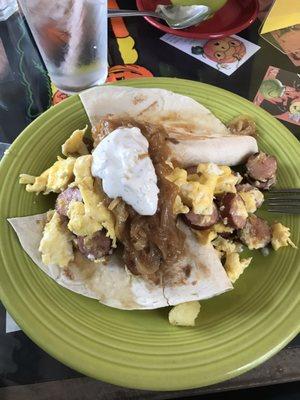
xmin=267 ymin=196 xmax=300 ymax=201
xmin=265 ymin=188 xmax=300 ymax=214
xmin=266 ymin=196 xmax=300 ymax=200
xmin=267 ymin=208 xmax=300 ymax=214
xmin=266 ymin=200 xmax=300 ymax=205
xmin=268 ymin=205 xmax=300 ymax=209
xmin=269 ymin=188 xmax=300 ymax=192
xmin=268 ymin=188 xmax=300 ymax=194
xmin=268 ymin=203 xmax=300 ymax=211
xmin=267 ymin=192 xmax=300 ymax=196
xmin=267 ymin=192 xmax=300 ymax=197
xmin=267 ymin=204 xmax=300 ymax=208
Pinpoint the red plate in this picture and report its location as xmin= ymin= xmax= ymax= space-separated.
xmin=136 ymin=0 xmax=259 ymax=39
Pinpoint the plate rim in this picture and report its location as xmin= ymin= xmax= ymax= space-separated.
xmin=136 ymin=0 xmax=259 ymax=39
xmin=0 ymin=77 xmax=299 ymax=391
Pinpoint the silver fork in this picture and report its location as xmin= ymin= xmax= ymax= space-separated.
xmin=265 ymin=189 xmax=300 ymax=214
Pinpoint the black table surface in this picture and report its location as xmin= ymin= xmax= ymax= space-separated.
xmin=0 ymin=0 xmax=299 ymax=398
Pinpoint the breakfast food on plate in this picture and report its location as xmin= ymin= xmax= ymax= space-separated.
xmin=9 ymin=87 xmax=297 ymax=326
xmin=169 ymin=301 xmax=201 ymax=327
xmin=245 ymin=152 xmax=278 ymax=190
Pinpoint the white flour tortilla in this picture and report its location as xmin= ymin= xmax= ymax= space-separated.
xmin=9 ymin=214 xmax=232 ymax=310
xmin=80 ymin=86 xmax=258 ymax=165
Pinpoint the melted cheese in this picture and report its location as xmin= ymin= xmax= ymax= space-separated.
xmin=20 ymin=157 xmax=76 ymax=194
xmin=39 ymin=211 xmax=74 ymax=268
xmin=62 ymin=126 xmax=89 ymax=156
xmin=225 ymin=253 xmax=252 ymax=283
xmin=67 ymin=155 xmax=116 ymax=245
xmin=271 ymin=222 xmax=297 ymax=251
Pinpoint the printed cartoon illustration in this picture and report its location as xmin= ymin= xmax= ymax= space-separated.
xmin=254 ymin=66 xmax=300 ymax=126
xmin=52 ymin=88 xmax=68 ymax=105
xmin=161 ymin=34 xmax=259 ymax=76
xmin=268 ymin=24 xmax=300 ymax=66
xmin=288 ymin=50 xmax=300 ymax=65
xmin=106 ymin=65 xmax=153 ymax=82
xmin=107 ymin=0 xmax=152 ymax=79
xmin=271 ymin=24 xmax=300 ymax=55
xmin=192 ymin=37 xmax=246 ymax=69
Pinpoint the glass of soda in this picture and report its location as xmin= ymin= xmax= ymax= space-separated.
xmin=18 ymin=0 xmax=107 ymax=93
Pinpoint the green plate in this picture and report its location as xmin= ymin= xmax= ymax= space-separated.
xmin=0 ymin=78 xmax=299 ymax=391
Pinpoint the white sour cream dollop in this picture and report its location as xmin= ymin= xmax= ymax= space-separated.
xmin=91 ymin=126 xmax=159 ymax=216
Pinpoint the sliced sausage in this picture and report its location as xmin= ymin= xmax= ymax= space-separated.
xmin=246 ymin=152 xmax=277 ymax=182
xmin=236 ymin=183 xmax=254 ymax=192
xmin=219 ymin=193 xmax=248 ymax=229
xmin=183 ymin=203 xmax=219 ymax=230
xmin=239 ymin=215 xmax=271 ymax=250
xmin=248 ymin=176 xmax=276 ymax=191
xmin=186 ymin=166 xmax=198 ymax=175
xmin=55 ymin=187 xmax=82 ymax=217
xmin=74 ymin=230 xmax=112 ymax=261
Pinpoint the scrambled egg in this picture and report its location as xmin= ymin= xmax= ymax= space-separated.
xmin=271 ymin=223 xmax=297 ymax=251
xmin=168 ymin=301 xmax=201 ymax=327
xmin=181 ymin=179 xmax=216 ymax=215
xmin=39 ymin=211 xmax=74 ymax=268
xmin=62 ymin=126 xmax=89 ymax=157
xmin=197 ymin=163 xmax=241 ymax=195
xmin=19 ymin=157 xmax=75 ymax=194
xmin=225 ymin=253 xmax=252 ymax=283
xmin=197 ymin=163 xmax=223 ymax=176
xmin=227 ymin=196 xmax=248 ymax=225
xmin=67 ymin=155 xmax=116 ymax=245
xmin=167 ymin=163 xmax=242 ymax=216
xmin=212 ymin=236 xmax=243 ymax=255
xmin=20 ymin=127 xmax=92 ymax=195
xmin=167 ymin=166 xmax=216 ymax=215
xmin=195 ymin=223 xmax=233 ymax=245
xmin=167 ymin=167 xmax=188 ymax=187
xmin=214 ymin=222 xmax=234 ymax=235
xmin=215 ymin=171 xmax=242 ymax=194
xmin=239 ymin=189 xmax=264 ymax=214
xmin=195 ymin=229 xmax=218 ymax=245
xmin=173 ymin=195 xmax=189 ymax=215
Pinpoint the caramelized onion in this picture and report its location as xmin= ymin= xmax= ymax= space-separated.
xmin=227 ymin=115 xmax=257 ymax=137
xmin=93 ymin=116 xmax=186 ymax=281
